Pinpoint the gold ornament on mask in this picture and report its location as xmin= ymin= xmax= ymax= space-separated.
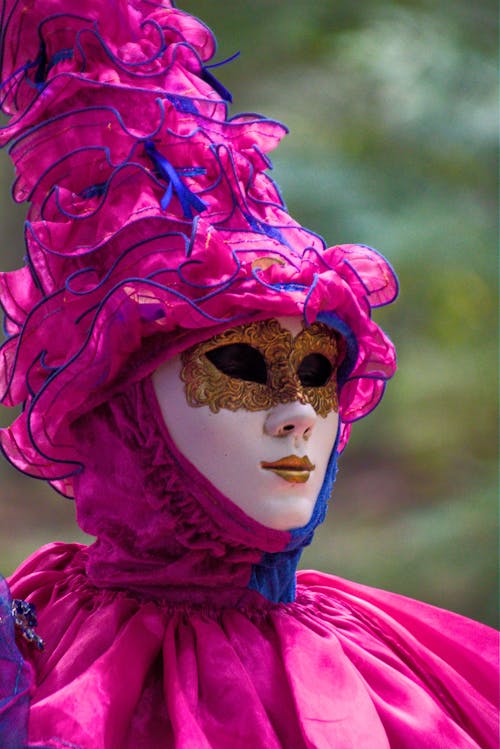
xmin=180 ymin=319 xmax=339 ymax=416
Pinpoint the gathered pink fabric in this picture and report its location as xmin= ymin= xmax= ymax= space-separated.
xmin=9 ymin=546 xmax=498 ymax=749
xmin=7 ymin=379 xmax=499 ymax=749
xmin=72 ymin=378 xmax=291 ymax=606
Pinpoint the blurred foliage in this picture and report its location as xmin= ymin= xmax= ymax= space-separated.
xmin=0 ymin=0 xmax=497 ymax=625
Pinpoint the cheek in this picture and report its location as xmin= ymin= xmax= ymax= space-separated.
xmin=203 ymin=413 xmax=265 ymax=496
xmin=169 ymin=407 xmax=270 ymax=510
xmin=310 ymin=412 xmax=340 ymax=466
xmin=153 ymin=361 xmax=265 ymax=483
xmin=192 ymin=409 xmax=264 ymax=464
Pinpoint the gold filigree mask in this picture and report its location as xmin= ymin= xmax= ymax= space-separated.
xmin=180 ymin=319 xmax=339 ymax=417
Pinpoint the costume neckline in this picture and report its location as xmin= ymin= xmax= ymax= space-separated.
xmin=73 ymin=377 xmax=337 ymax=606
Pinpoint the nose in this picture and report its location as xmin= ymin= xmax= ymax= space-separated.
xmin=264 ymin=401 xmax=317 ymax=441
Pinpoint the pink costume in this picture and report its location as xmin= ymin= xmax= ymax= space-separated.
xmin=0 ymin=2 xmax=497 ymax=747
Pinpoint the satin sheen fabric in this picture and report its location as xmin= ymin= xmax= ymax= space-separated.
xmin=8 ymin=545 xmax=498 ymax=749
xmin=1 ymin=3 xmax=496 ymax=745
xmin=0 ymin=0 xmax=398 ymax=493
xmin=6 ymin=378 xmax=499 ymax=748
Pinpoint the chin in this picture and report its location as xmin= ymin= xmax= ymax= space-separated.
xmin=262 ymin=497 xmax=315 ymax=532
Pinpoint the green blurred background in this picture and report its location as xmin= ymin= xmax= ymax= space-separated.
xmin=0 ymin=0 xmax=497 ymax=625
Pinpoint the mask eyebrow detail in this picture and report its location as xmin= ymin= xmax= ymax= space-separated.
xmin=205 ymin=343 xmax=267 ymax=384
xmin=297 ymin=353 xmax=333 ymax=388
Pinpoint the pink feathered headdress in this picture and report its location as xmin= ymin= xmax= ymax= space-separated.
xmin=0 ymin=0 xmax=397 ymax=496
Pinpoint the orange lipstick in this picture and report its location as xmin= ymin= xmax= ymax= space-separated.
xmin=260 ymin=455 xmax=315 ymax=484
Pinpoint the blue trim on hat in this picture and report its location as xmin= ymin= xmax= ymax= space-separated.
xmin=316 ymin=311 xmax=359 ymax=387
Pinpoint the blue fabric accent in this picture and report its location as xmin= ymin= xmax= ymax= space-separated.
xmin=144 ymin=140 xmax=207 ymax=219
xmin=166 ymin=94 xmax=200 ymax=115
xmin=316 ymin=311 xmax=359 ymax=387
xmin=302 ymin=272 xmax=319 ymax=326
xmin=0 ymin=42 xmax=73 ymax=100
xmin=289 ymin=431 xmax=340 ymax=548
xmin=33 ymin=40 xmax=48 ymax=90
xmin=32 ymin=42 xmax=74 ymax=91
xmin=0 ymin=60 xmax=34 ymax=106
xmin=139 ymin=303 xmax=166 ymax=323
xmin=201 ymin=51 xmax=240 ymax=102
xmin=48 ymin=48 xmax=74 ymax=71
xmin=206 ymin=51 xmax=241 ymax=70
xmin=200 ymin=67 xmax=233 ymax=103
xmin=80 ymin=182 xmax=107 ymax=200
xmin=0 ymin=577 xmax=31 ymax=749
xmin=248 ymin=549 xmax=301 ymax=604
xmin=243 ymin=212 xmax=288 ymax=246
xmin=248 ymin=428 xmax=340 ymax=603
xmin=270 ymin=282 xmax=308 ymax=292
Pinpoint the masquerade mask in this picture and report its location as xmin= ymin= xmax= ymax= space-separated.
xmin=153 ymin=317 xmax=340 ymax=531
xmin=180 ymin=319 xmax=339 ymax=417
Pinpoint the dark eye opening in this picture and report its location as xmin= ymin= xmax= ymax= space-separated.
xmin=297 ymin=353 xmax=333 ymax=387
xmin=205 ymin=343 xmax=267 ymax=384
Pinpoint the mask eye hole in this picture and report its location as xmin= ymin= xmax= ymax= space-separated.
xmin=297 ymin=353 xmax=333 ymax=387
xmin=205 ymin=343 xmax=267 ymax=384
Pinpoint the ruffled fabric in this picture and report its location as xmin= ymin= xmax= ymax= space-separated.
xmin=0 ymin=0 xmax=397 ymax=494
xmin=8 ymin=545 xmax=498 ymax=749
xmin=70 ymin=377 xmax=297 ymax=605
xmin=62 ymin=374 xmax=337 ymax=605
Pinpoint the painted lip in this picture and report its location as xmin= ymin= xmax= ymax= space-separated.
xmin=260 ymin=455 xmax=315 ymax=484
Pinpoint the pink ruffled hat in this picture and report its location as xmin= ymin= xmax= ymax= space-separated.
xmin=0 ymin=0 xmax=397 ymax=496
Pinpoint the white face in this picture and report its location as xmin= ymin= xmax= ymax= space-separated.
xmin=152 ymin=318 xmax=339 ymax=531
